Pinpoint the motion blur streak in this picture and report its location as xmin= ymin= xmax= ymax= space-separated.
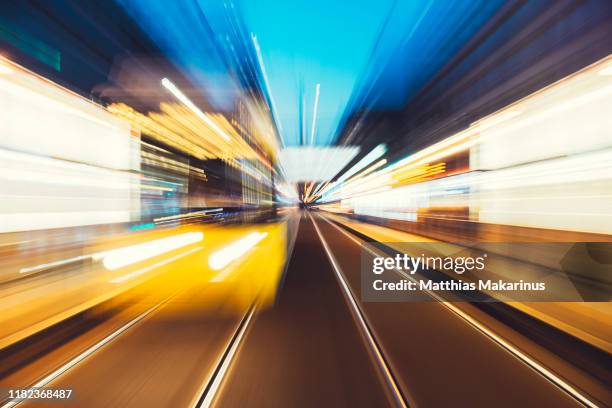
xmin=108 ymin=247 xmax=204 ymax=284
xmin=0 ymin=295 xmax=173 ymax=408
xmin=101 ymin=232 xmax=204 ymax=270
xmin=321 ymin=55 xmax=612 ymax=235
xmin=0 ymin=1 xmax=611 ymax=407
xmin=161 ymin=78 xmax=231 ymax=141
xmin=0 ymin=57 xmax=138 ymax=233
xmin=316 ymin=213 xmax=597 ymax=408
xmin=209 ymin=232 xmax=268 ymax=271
xmin=315 ymin=56 xmax=612 ymax=365
xmin=0 ymin=223 xmax=287 ymax=351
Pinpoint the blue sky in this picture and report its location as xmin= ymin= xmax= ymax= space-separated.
xmin=118 ymin=0 xmax=504 ymax=147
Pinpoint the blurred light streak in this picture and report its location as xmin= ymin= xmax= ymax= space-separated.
xmin=323 ymin=136 xmax=465 ymax=201
xmin=391 ymin=163 xmax=446 ymax=187
xmin=310 ymin=83 xmax=320 ymax=145
xmin=388 ymin=133 xmax=476 ymax=173
xmin=342 ymin=0 xmax=504 ymax=113
xmin=19 ymin=255 xmax=91 ymax=274
xmin=115 ymin=0 xmax=239 ymax=111
xmin=240 ymin=1 xmax=504 ymax=146
xmin=0 ymin=240 xmax=31 ymax=248
xmin=336 ymin=144 xmax=387 ymax=183
xmin=304 ymin=182 xmax=315 ymax=201
xmin=275 ymin=182 xmax=299 ymax=202
xmin=320 ymin=54 xmax=612 ymax=234
xmin=302 ymin=90 xmax=307 ymax=145
xmin=161 ymin=78 xmax=230 ymax=141
xmin=347 ymin=158 xmax=387 ymax=182
xmin=108 ymin=102 xmax=275 ymax=179
xmin=1 ymin=223 xmax=287 ymax=350
xmin=100 ymin=232 xmax=204 ymax=270
xmin=209 ymin=232 xmax=268 ymax=271
xmin=153 ymin=209 xmax=223 ymax=223
xmin=0 ymin=58 xmax=139 ymax=233
xmin=231 ymin=120 xmax=276 ymax=171
xmin=109 ymin=247 xmax=203 ymax=284
xmin=251 ymin=33 xmax=284 ymax=145
xmin=241 ymin=0 xmax=394 ymax=146
xmin=307 ymin=180 xmax=330 ymax=202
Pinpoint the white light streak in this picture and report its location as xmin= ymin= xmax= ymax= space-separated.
xmin=310 ymin=83 xmax=320 ymax=145
xmin=251 ymin=33 xmax=284 ymax=146
xmin=109 ymin=247 xmax=203 ymax=284
xmin=209 ymin=232 xmax=268 ymax=270
xmin=337 ymin=144 xmax=387 ymax=183
xmin=100 ymin=232 xmax=204 ymax=270
xmin=161 ymin=78 xmax=230 ymax=141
